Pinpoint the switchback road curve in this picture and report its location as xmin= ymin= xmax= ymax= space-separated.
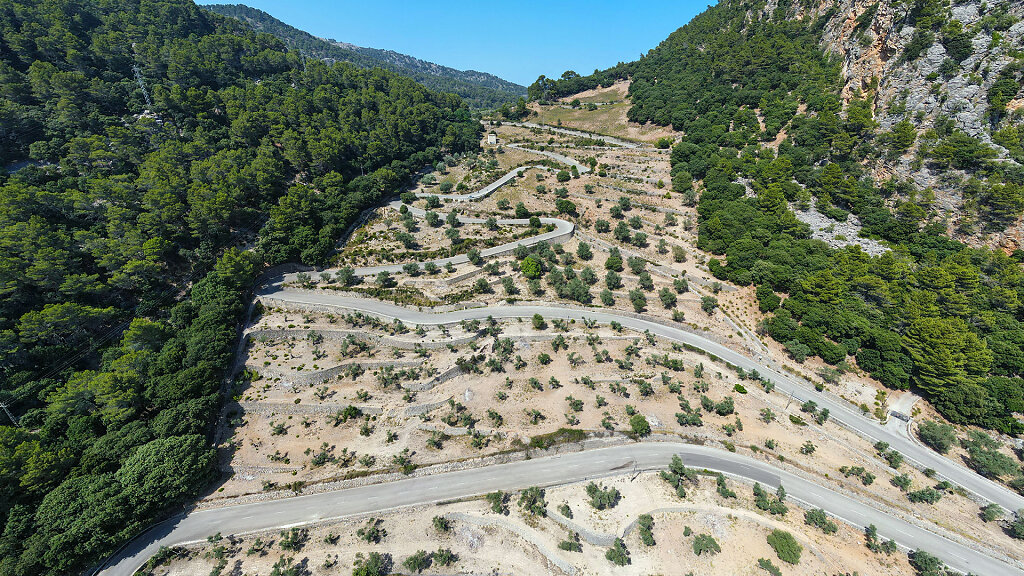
xmin=101 ymin=123 xmax=1024 ymax=575
xmin=417 ymin=142 xmax=590 ymax=202
xmin=259 ymin=290 xmax=1024 ymax=517
xmin=268 ymin=199 xmax=573 ymax=282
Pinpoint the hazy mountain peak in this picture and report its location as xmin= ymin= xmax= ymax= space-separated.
xmin=203 ymin=3 xmax=525 ymax=108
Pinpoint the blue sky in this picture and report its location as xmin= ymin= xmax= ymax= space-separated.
xmin=196 ymin=0 xmax=710 ymax=85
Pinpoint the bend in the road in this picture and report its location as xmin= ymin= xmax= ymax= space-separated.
xmin=416 ymin=142 xmax=590 ymax=203
xmin=265 ymin=200 xmax=574 ymax=287
xmin=97 ymin=442 xmax=1022 ymax=576
xmin=105 ymin=120 xmax=1024 ymax=576
xmin=258 ymin=291 xmax=1024 ymax=515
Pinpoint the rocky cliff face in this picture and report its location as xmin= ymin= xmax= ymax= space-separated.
xmin=820 ymin=1 xmax=1022 ymax=134
xmin=782 ymin=0 xmax=1024 ymax=249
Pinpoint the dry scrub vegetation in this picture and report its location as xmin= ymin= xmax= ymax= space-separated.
xmin=197 ymin=121 xmax=1024 ymax=575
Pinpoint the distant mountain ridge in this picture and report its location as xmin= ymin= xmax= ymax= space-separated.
xmin=203 ymin=3 xmax=525 ymax=108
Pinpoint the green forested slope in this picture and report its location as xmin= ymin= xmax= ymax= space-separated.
xmin=203 ymin=3 xmax=526 ymax=109
xmin=0 ymin=1 xmax=479 ymax=574
xmin=533 ymin=0 xmax=1024 ymax=442
xmin=624 ymin=0 xmax=839 ymax=131
xmin=526 ymin=63 xmax=633 ymax=102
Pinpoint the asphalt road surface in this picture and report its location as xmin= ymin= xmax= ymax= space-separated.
xmin=260 ymin=291 xmax=1024 ymax=518
xmin=418 ymin=162 xmax=537 ymax=202
xmin=100 ymin=123 xmax=1024 ymax=575
xmin=417 ymin=143 xmax=589 ymax=202
xmin=267 ymin=200 xmax=573 ymax=282
xmin=502 ymin=121 xmax=642 ymax=148
xmin=97 ymin=442 xmax=1020 ymax=576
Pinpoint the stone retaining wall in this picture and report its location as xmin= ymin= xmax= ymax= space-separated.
xmin=229 ymin=465 xmax=304 ymax=474
xmin=249 ymin=360 xmax=422 ymax=387
xmin=404 ymin=364 xmax=463 ymax=392
xmin=547 ymin=509 xmax=616 ymax=547
xmin=445 ymin=513 xmax=576 ymax=575
xmin=404 ymin=398 xmax=452 ymax=417
xmin=234 ymin=401 xmax=383 ymax=417
xmin=416 ymin=423 xmax=502 ymax=437
xmin=505 ymin=300 xmax=731 ymax=348
xmin=260 ymin=294 xmax=484 ymax=317
xmin=246 ymin=327 xmax=479 ymax=350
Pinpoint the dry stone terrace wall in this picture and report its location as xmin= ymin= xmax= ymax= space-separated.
xmin=546 ymin=508 xmax=617 ymax=547
xmin=574 ymin=230 xmax=737 ymax=293
xmin=247 ymin=327 xmax=480 ymax=350
xmin=502 ymin=121 xmax=642 ymax=148
xmin=258 ymin=295 xmax=740 ymax=349
xmin=244 ymin=324 xmax=472 ymax=391
xmin=405 ymin=265 xmax=487 ymax=289
xmin=404 ymin=398 xmax=453 ymax=417
xmin=404 ymin=364 xmax=463 ymax=392
xmin=257 ymin=295 xmax=486 ymax=319
xmin=444 ymin=512 xmax=578 ymax=575
xmin=233 ymin=401 xmax=384 ymax=417
xmin=248 ymin=359 xmax=423 ymax=388
xmin=416 ymin=422 xmax=503 ymax=437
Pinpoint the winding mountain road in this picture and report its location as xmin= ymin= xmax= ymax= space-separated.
xmin=260 ymin=291 xmax=1024 ymax=516
xmin=502 ymin=121 xmax=642 ymax=148
xmin=323 ymin=136 xmax=1024 ymax=515
xmin=99 ymin=125 xmax=1024 ymax=575
xmin=272 ymin=199 xmax=574 ymax=281
xmin=97 ymin=443 xmax=1022 ymax=576
xmin=417 ymin=143 xmax=589 ymax=202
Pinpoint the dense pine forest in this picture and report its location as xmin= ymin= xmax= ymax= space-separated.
xmin=532 ymin=0 xmax=1024 ymax=438
xmin=0 ymin=0 xmax=480 ymax=574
